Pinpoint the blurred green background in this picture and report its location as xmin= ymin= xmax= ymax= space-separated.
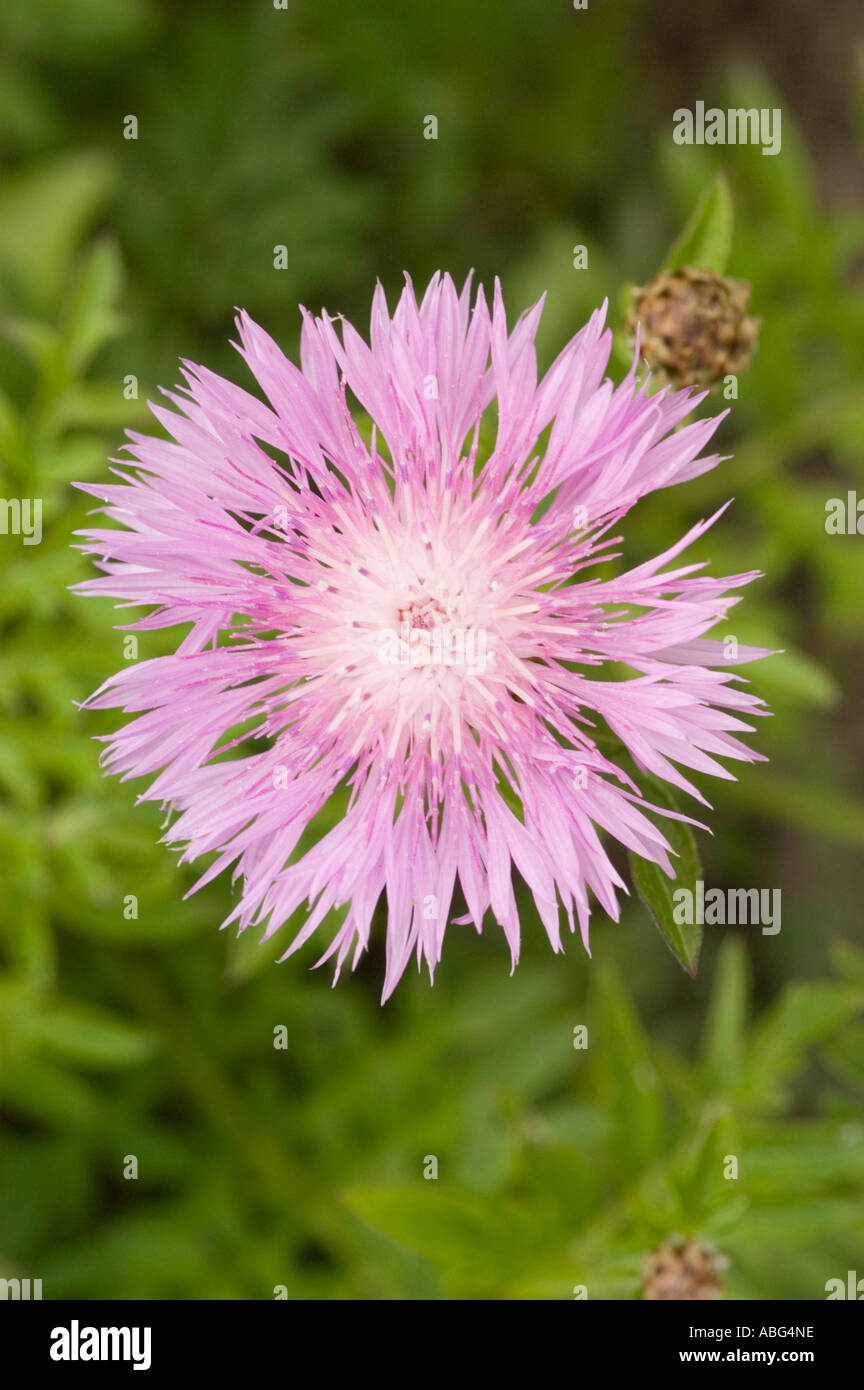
xmin=1 ymin=0 xmax=863 ymax=1300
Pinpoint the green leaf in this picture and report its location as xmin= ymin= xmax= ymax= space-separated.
xmin=36 ymin=1001 xmax=155 ymax=1069
xmin=702 ymin=940 xmax=750 ymax=1090
xmin=821 ymin=1024 xmax=864 ymax=1091
xmin=592 ymin=963 xmax=664 ymax=1175
xmin=60 ymin=239 xmax=125 ymax=373
xmin=721 ymin=773 xmax=864 ymax=849
xmin=0 ymin=1058 xmax=102 ymax=1128
xmin=344 ymin=1184 xmax=539 ymax=1295
xmin=0 ymin=315 xmax=61 ymax=372
xmin=741 ymin=1130 xmax=864 ymax=1198
xmin=1 ymin=906 xmax=55 ymax=994
xmin=57 ymin=382 xmax=148 ymax=431
xmin=672 ymin=1104 xmax=739 ymax=1220
xmin=829 ymin=939 xmax=864 ymax=989
xmin=736 ymin=983 xmax=864 ymax=1109
xmin=0 ymin=152 xmax=114 ymax=311
xmin=628 ymin=778 xmax=703 ymax=976
xmin=0 ymin=388 xmax=28 ymax=469
xmin=663 ymin=172 xmax=733 ymax=275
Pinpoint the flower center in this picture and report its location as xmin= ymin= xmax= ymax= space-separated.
xmin=397 ymin=595 xmax=450 ymax=631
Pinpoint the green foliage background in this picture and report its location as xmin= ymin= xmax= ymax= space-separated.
xmin=0 ymin=0 xmax=862 ymax=1299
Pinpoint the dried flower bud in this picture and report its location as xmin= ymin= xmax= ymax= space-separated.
xmin=642 ymin=1235 xmax=728 ymax=1301
xmin=626 ymin=267 xmax=760 ymax=389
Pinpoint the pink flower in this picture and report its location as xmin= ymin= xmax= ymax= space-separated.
xmin=75 ymin=274 xmax=768 ymax=998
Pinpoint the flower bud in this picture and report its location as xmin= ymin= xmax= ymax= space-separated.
xmin=627 ymin=267 xmax=760 ymax=389
xmin=642 ymin=1235 xmax=728 ymax=1300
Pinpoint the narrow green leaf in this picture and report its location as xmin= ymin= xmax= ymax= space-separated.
xmin=721 ymin=773 xmax=864 ymax=848
xmin=736 ymin=983 xmax=864 ymax=1108
xmin=628 ymin=778 xmax=703 ymax=976
xmin=60 ymin=238 xmax=124 ymax=372
xmin=0 ymin=151 xmax=114 ymax=310
xmin=829 ymin=939 xmax=864 ymax=989
xmin=663 ymin=172 xmax=733 ymax=275
xmin=592 ymin=963 xmax=664 ymax=1175
xmin=36 ymin=1002 xmax=155 ymax=1069
xmin=343 ymin=1184 xmax=539 ymax=1295
xmin=0 ymin=315 xmax=61 ymax=372
xmin=0 ymin=387 xmax=28 ymax=469
xmin=672 ymin=1105 xmax=739 ymax=1219
xmin=702 ymin=939 xmax=750 ymax=1089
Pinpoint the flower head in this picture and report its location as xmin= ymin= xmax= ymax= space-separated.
xmin=76 ymin=273 xmax=767 ymax=998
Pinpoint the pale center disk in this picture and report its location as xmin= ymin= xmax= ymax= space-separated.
xmin=324 ymin=538 xmax=503 ymax=733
